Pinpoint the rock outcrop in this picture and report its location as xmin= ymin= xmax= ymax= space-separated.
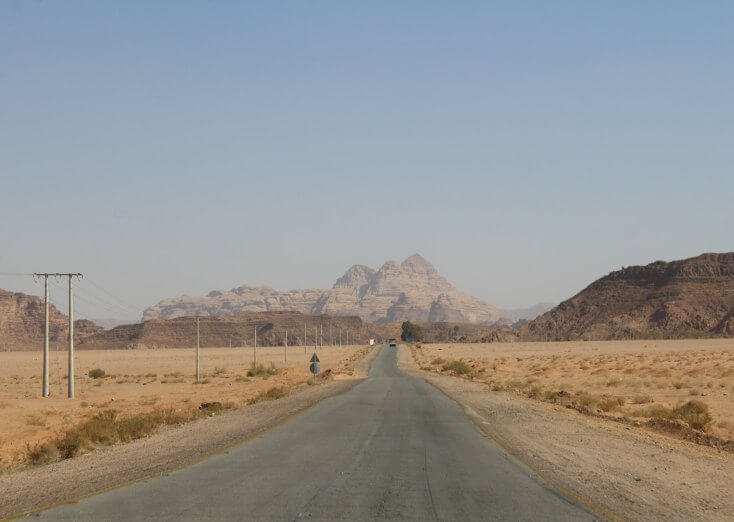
xmin=522 ymin=253 xmax=734 ymax=341
xmin=143 ymin=254 xmax=500 ymax=324
xmin=0 ymin=290 xmax=102 ymax=351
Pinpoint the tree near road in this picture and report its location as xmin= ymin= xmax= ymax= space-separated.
xmin=401 ymin=321 xmax=422 ymax=342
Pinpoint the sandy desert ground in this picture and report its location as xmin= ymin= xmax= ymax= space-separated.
xmin=0 ymin=344 xmax=369 ymax=468
xmin=412 ymin=339 xmax=734 ymax=443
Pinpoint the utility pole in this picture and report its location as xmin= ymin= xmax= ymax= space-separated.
xmin=314 ymin=326 xmax=317 ymax=351
xmin=34 ymin=273 xmax=81 ymax=399
xmin=304 ymin=323 xmax=307 ymax=354
xmin=330 ymin=323 xmax=333 ymax=346
xmin=42 ymin=275 xmax=49 ymax=398
xmin=196 ymin=317 xmax=200 ymax=383
xmin=284 ymin=329 xmax=288 ymax=363
xmin=320 ymin=324 xmax=323 ymax=349
xmin=254 ymin=326 xmax=257 ymax=364
xmin=339 ymin=329 xmax=342 ymax=346
xmin=68 ymin=275 xmax=75 ymax=399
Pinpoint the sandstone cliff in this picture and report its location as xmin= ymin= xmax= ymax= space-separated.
xmin=0 ymin=290 xmax=103 ymax=351
xmin=143 ymin=254 xmax=500 ymax=324
xmin=522 ymin=253 xmax=734 ymax=341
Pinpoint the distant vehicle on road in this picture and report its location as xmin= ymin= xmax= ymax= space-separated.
xmin=388 ymin=339 xmax=397 ymax=348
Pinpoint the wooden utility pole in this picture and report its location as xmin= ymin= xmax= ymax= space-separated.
xmin=304 ymin=323 xmax=307 ymax=354
xmin=254 ymin=326 xmax=257 ymax=364
xmin=284 ymin=329 xmax=288 ymax=363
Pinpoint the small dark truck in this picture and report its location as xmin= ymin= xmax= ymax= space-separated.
xmin=388 ymin=339 xmax=397 ymax=348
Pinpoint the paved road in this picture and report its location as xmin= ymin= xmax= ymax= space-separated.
xmin=38 ymin=345 xmax=594 ymax=521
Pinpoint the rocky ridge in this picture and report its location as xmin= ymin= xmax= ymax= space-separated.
xmin=522 ymin=252 xmax=734 ymax=340
xmin=0 ymin=289 xmax=103 ymax=351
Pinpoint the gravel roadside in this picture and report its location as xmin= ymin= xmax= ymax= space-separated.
xmin=397 ymin=345 xmax=734 ymax=521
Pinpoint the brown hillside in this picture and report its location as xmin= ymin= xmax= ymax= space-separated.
xmin=78 ymin=312 xmax=398 ymax=349
xmin=0 ymin=290 xmax=102 ymax=351
xmin=522 ymin=253 xmax=734 ymax=341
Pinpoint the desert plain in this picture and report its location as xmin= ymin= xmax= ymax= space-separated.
xmin=0 ymin=344 xmax=369 ymax=468
xmin=412 ymin=338 xmax=734 ymax=442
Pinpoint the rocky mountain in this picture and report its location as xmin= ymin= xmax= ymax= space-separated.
xmin=522 ymin=253 xmax=734 ymax=341
xmin=0 ymin=289 xmax=103 ymax=351
xmin=143 ymin=254 xmax=500 ymax=325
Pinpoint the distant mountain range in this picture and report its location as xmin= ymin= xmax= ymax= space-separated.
xmin=143 ymin=254 xmax=503 ymax=325
xmin=522 ymin=252 xmax=734 ymax=340
xmin=498 ymin=303 xmax=555 ymax=323
xmin=6 ymin=252 xmax=730 ymax=350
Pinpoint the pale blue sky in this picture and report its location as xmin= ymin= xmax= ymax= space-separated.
xmin=1 ymin=1 xmax=732 ymax=320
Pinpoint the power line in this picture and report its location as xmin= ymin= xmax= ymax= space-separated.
xmin=83 ymin=277 xmax=144 ymax=314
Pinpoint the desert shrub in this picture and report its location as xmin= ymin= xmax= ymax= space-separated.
xmin=248 ymin=386 xmax=287 ymax=405
xmin=606 ymin=378 xmax=622 ymax=387
xmin=193 ymin=378 xmax=211 ymax=384
xmin=164 ymin=372 xmax=183 ymax=378
xmin=235 ymin=376 xmax=251 ymax=383
xmin=247 ymin=362 xmax=278 ymax=377
xmin=673 ymin=400 xmax=712 ymax=431
xmin=145 ymin=373 xmax=157 ymax=379
xmin=431 ymin=357 xmax=445 ymax=365
xmin=88 ymin=368 xmax=106 ymax=379
xmin=598 ymin=397 xmax=625 ymax=412
xmin=55 ymin=432 xmax=82 ymax=459
xmin=212 ymin=367 xmax=226 ymax=376
xmin=633 ymin=404 xmax=675 ymax=419
xmin=25 ymin=442 xmax=58 ymax=464
xmin=576 ymin=393 xmax=600 ymax=409
xmin=441 ymin=360 xmax=471 ymax=375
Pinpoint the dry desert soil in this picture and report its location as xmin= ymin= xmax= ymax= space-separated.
xmin=0 ymin=344 xmax=370 ymax=467
xmin=404 ymin=340 xmax=734 ymax=520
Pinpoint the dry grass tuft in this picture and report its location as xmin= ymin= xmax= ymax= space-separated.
xmin=24 ymin=408 xmax=199 ymax=464
xmin=441 ymin=360 xmax=471 ymax=375
xmin=248 ymin=386 xmax=287 ymax=404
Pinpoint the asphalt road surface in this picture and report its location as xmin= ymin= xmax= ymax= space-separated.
xmin=37 ymin=345 xmax=594 ymax=521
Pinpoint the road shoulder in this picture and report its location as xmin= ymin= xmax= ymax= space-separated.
xmin=397 ymin=345 xmax=734 ymax=521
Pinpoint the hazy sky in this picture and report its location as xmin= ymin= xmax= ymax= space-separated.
xmin=1 ymin=1 xmax=733 ymax=320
